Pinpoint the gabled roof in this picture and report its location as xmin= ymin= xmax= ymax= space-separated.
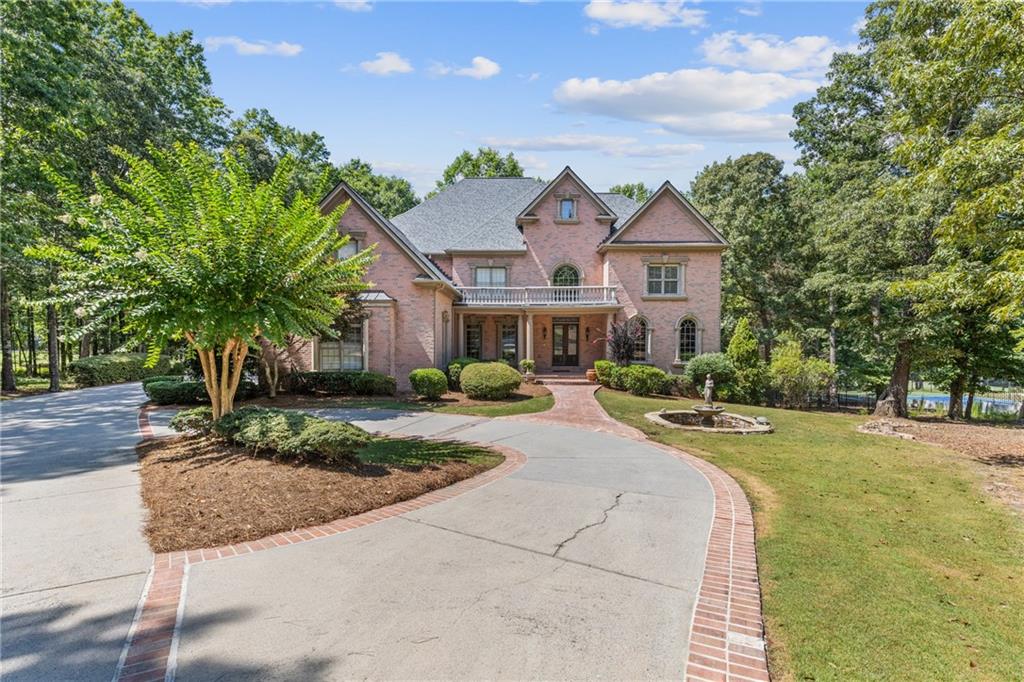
xmin=319 ymin=180 xmax=455 ymax=285
xmin=391 ymin=178 xmax=545 ymax=253
xmin=603 ymin=181 xmax=728 ymax=246
xmin=516 ymin=166 xmax=617 ymax=222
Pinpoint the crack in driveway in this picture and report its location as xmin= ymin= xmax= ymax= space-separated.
xmin=552 ymin=492 xmax=625 ymax=557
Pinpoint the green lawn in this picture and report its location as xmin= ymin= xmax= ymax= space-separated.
xmin=359 ymin=436 xmax=504 ymax=469
xmin=0 ymin=375 xmax=77 ymax=400
xmin=596 ymin=389 xmax=1024 ymax=681
xmin=432 ymin=393 xmax=555 ymax=417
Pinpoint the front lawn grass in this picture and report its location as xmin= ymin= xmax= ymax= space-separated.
xmin=432 ymin=392 xmax=555 ymax=417
xmin=595 ymin=389 xmax=1024 ymax=681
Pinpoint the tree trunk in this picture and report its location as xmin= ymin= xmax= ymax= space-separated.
xmin=79 ymin=332 xmax=92 ymax=358
xmin=827 ymin=293 xmax=838 ymax=409
xmin=47 ymin=303 xmax=60 ymax=392
xmin=947 ymin=373 xmax=965 ymax=420
xmin=188 ymin=335 xmax=248 ymax=420
xmin=758 ymin=311 xmax=773 ymax=362
xmin=1 ymin=277 xmax=16 ymax=392
xmin=964 ymin=374 xmax=977 ymax=421
xmin=874 ymin=340 xmax=911 ymax=418
xmin=27 ymin=307 xmax=37 ymax=376
xmin=262 ymin=351 xmax=279 ymax=399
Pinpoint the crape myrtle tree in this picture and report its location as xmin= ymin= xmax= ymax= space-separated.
xmin=34 ymin=143 xmax=373 ymax=419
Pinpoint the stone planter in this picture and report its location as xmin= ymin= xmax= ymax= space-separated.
xmin=523 ymin=371 xmax=536 ymax=384
xmin=585 ymin=368 xmax=598 ymax=383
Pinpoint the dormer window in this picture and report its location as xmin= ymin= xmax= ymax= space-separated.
xmin=336 ymin=237 xmax=360 ymax=260
xmin=558 ymin=198 xmax=577 ymax=221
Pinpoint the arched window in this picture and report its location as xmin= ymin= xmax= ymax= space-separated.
xmin=630 ymin=317 xmax=649 ymax=362
xmin=677 ymin=318 xmax=699 ymax=361
xmin=552 ymin=264 xmax=580 ymax=287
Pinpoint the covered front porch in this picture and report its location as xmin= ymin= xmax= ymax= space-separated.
xmin=453 ymin=309 xmax=618 ymax=373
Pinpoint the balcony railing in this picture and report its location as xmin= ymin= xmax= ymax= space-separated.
xmin=457 ymin=285 xmax=618 ymax=307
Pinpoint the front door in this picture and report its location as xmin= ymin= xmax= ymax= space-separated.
xmin=552 ymin=321 xmax=579 ymax=367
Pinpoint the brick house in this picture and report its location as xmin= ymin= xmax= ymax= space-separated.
xmin=285 ymin=166 xmax=726 ymax=390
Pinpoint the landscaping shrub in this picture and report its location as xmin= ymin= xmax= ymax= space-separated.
xmin=682 ymin=353 xmax=737 ymax=398
xmin=769 ymin=336 xmax=836 ymax=408
xmin=608 ymin=366 xmax=628 ymax=391
xmin=726 ymin=317 xmax=769 ymax=405
xmin=459 ymin=362 xmax=522 ymax=400
xmin=593 ymin=360 xmax=616 ymax=386
xmin=518 ymin=358 xmax=535 ymax=374
xmin=68 ymin=353 xmax=171 ymax=387
xmin=620 ymin=365 xmax=669 ymax=396
xmin=289 ymin=370 xmax=396 ymax=396
xmin=205 ymin=406 xmax=371 ymax=464
xmin=145 ymin=379 xmax=258 ymax=405
xmin=168 ymin=406 xmax=214 ymax=435
xmin=141 ymin=375 xmax=184 ymax=389
xmin=409 ymin=368 xmax=448 ymax=400
xmin=665 ymin=373 xmax=694 ymax=397
xmin=446 ymin=356 xmax=481 ymax=390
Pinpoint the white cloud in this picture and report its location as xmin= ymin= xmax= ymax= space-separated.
xmin=583 ymin=1 xmax=707 ymax=30
xmin=204 ymin=36 xmax=302 ymax=57
xmin=431 ymin=56 xmax=501 ymax=80
xmin=335 ymin=0 xmax=372 ymax=11
xmin=481 ymin=133 xmax=702 ymax=158
xmin=519 ymin=154 xmax=550 ymax=172
xmin=360 ymin=51 xmax=413 ymax=76
xmin=523 ymin=72 xmax=541 ymax=82
xmin=737 ymin=1 xmax=762 ymax=17
xmin=851 ymin=17 xmax=867 ymax=35
xmin=701 ymin=31 xmax=852 ymax=73
xmin=553 ymin=67 xmax=818 ymax=140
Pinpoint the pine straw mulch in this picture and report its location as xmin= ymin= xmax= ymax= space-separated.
xmin=860 ymin=417 xmax=1024 ymax=516
xmin=137 ymin=435 xmax=503 ymax=553
xmin=245 ymin=382 xmax=552 ymax=410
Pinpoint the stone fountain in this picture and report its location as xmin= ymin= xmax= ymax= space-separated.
xmin=644 ymin=373 xmax=773 ymax=435
xmin=692 ymin=374 xmax=725 ymax=427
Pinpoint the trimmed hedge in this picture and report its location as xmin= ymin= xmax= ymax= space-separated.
xmin=409 ymin=368 xmax=447 ymax=400
xmin=145 ymin=379 xmax=259 ymax=405
xmin=68 ymin=353 xmax=170 ymax=387
xmin=141 ymin=375 xmax=184 ymax=389
xmin=288 ymin=370 xmax=396 ymax=396
xmin=594 ymin=360 xmax=616 ymax=387
xmin=620 ymin=365 xmax=668 ymax=396
xmin=446 ymin=356 xmax=481 ymax=390
xmin=682 ymin=353 xmax=737 ymax=398
xmin=459 ymin=362 xmax=522 ymax=400
xmin=171 ymin=406 xmax=371 ymax=465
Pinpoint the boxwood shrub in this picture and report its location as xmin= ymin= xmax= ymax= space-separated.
xmin=459 ymin=362 xmax=522 ymax=400
xmin=288 ymin=370 xmax=396 ymax=396
xmin=446 ymin=356 xmax=481 ymax=390
xmin=68 ymin=353 xmax=171 ymax=387
xmin=409 ymin=368 xmax=448 ymax=400
xmin=145 ymin=379 xmax=259 ymax=405
xmin=682 ymin=353 xmax=737 ymax=396
xmin=593 ymin=360 xmax=616 ymax=387
xmin=141 ymin=375 xmax=184 ymax=389
xmin=619 ymin=365 xmax=668 ymax=396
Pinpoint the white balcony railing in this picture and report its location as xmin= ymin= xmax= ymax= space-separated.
xmin=457 ymin=285 xmax=618 ymax=307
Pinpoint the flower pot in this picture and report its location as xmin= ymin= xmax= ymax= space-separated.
xmin=586 ymin=368 xmax=598 ymax=383
xmin=524 ymin=371 xmax=536 ymax=384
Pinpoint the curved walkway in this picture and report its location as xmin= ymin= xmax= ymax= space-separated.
xmin=2 ymin=382 xmax=766 ymax=681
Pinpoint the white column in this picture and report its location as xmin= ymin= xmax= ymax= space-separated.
xmin=526 ymin=313 xmax=534 ymax=361
xmin=457 ymin=313 xmax=465 ymax=357
xmin=517 ymin=313 xmax=524 ymax=362
xmin=605 ymin=312 xmax=614 ymax=360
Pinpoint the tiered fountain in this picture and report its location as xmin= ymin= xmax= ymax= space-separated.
xmin=645 ymin=374 xmax=772 ymax=435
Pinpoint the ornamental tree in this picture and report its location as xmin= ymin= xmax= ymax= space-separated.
xmin=36 ymin=142 xmax=372 ymax=418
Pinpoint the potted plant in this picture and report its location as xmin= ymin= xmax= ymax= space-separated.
xmin=519 ymin=358 xmax=536 ymax=383
xmin=586 ymin=366 xmax=598 ymax=383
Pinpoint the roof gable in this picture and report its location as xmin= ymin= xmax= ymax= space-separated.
xmin=604 ymin=181 xmax=728 ymax=245
xmin=517 ymin=166 xmax=617 ymax=221
xmin=319 ymin=181 xmax=453 ymax=283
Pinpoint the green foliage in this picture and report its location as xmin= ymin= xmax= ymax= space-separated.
xmin=609 ymin=182 xmax=653 ymax=204
xmin=146 ymin=379 xmax=257 ymax=405
xmin=593 ymin=359 xmax=616 ymax=387
xmin=619 ymin=365 xmax=668 ymax=396
xmin=141 ymin=374 xmax=184 ymax=388
xmin=727 ymin=318 xmax=770 ymax=404
xmin=210 ymin=406 xmax=371 ymax=464
xmin=683 ymin=353 xmax=737 ymax=396
xmin=336 ymin=158 xmax=419 ymax=218
xmin=408 ymin=368 xmax=447 ymax=400
xmin=446 ymin=356 xmax=481 ymax=390
xmin=289 ymin=370 xmax=396 ymax=396
xmin=431 ymin=147 xmax=524 ymax=196
xmin=68 ymin=353 xmax=170 ymax=387
xmin=518 ymin=358 xmax=535 ymax=373
xmin=168 ymin=406 xmax=214 ymax=435
xmin=606 ymin=321 xmax=643 ymax=366
xmin=227 ymin=108 xmax=332 ymax=200
xmin=665 ymin=373 xmax=694 ymax=398
xmin=459 ymin=362 xmax=522 ymax=400
xmin=769 ymin=336 xmax=836 ymax=408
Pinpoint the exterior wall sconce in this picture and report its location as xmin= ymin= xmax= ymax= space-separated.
xmin=585 ymin=326 xmax=590 ymax=341
xmin=542 ymin=325 xmax=547 ymax=340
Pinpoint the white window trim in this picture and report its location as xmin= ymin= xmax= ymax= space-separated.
xmin=672 ymin=316 xmax=702 ymax=366
xmin=315 ymin=316 xmax=369 ymax=371
xmin=550 ymin=262 xmax=583 ymax=287
xmin=643 ymin=262 xmax=686 ymax=299
xmin=554 ymin=194 xmax=580 ymax=224
xmin=473 ymin=266 xmax=508 ymax=287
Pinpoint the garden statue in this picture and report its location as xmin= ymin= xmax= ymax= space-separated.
xmin=704 ymin=374 xmax=715 ymax=405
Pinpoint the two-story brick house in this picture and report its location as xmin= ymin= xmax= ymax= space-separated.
xmin=285 ymin=166 xmax=726 ymax=390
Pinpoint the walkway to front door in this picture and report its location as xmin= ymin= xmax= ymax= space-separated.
xmin=552 ymin=319 xmax=579 ymax=366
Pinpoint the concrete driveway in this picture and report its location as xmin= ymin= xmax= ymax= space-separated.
xmin=2 ymin=384 xmax=716 ymax=681
xmin=1 ymin=384 xmax=153 ymax=681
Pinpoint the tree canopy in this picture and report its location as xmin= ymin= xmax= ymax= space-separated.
xmin=609 ymin=183 xmax=653 ymax=204
xmin=431 ymin=147 xmax=524 ymax=196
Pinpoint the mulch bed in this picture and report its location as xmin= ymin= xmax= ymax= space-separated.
xmin=245 ymin=382 xmax=552 ymax=410
xmin=137 ymin=436 xmax=502 ymax=553
xmin=861 ymin=417 xmax=1024 ymax=515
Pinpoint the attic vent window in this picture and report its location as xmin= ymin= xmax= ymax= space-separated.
xmin=558 ymin=198 xmax=577 ymax=221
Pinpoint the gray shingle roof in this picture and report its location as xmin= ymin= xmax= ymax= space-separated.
xmin=391 ymin=178 xmax=642 ymax=254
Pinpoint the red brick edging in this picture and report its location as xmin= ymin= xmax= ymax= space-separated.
xmin=115 ymin=406 xmax=527 ymax=682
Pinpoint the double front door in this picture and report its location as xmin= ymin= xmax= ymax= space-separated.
xmin=552 ymin=319 xmax=579 ymax=367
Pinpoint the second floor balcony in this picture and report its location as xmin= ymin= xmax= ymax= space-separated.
xmin=456 ymin=285 xmax=619 ymax=308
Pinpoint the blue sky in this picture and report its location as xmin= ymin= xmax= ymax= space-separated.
xmin=129 ymin=1 xmax=868 ymax=196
